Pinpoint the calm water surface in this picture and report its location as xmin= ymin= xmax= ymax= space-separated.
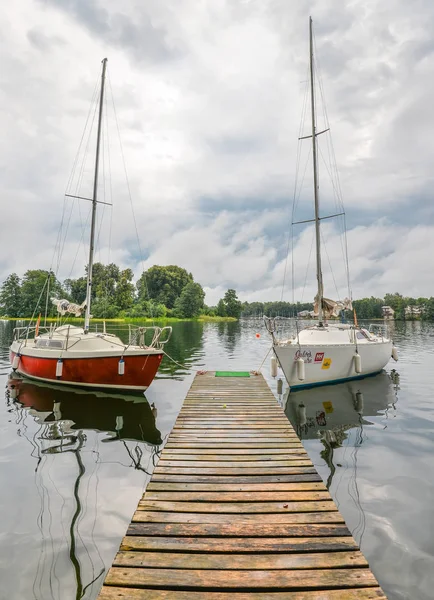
xmin=0 ymin=319 xmax=433 ymax=599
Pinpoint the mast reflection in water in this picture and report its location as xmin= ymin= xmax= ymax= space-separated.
xmin=283 ymin=371 xmax=400 ymax=545
xmin=5 ymin=375 xmax=162 ymax=600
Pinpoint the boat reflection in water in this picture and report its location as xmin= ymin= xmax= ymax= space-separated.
xmin=7 ymin=375 xmax=162 ymax=446
xmin=5 ymin=375 xmax=162 ymax=600
xmin=284 ymin=371 xmax=400 ymax=488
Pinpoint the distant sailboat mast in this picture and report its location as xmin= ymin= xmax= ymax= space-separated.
xmin=309 ymin=16 xmax=324 ymax=326
xmin=84 ymin=58 xmax=108 ymax=332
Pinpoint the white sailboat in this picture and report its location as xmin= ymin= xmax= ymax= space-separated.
xmin=266 ymin=18 xmax=397 ymax=390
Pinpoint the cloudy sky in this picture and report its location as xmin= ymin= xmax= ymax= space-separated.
xmin=1 ymin=0 xmax=433 ymax=305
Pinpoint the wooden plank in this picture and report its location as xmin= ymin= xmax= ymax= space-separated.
xmin=179 ymin=407 xmax=284 ymax=412
xmin=127 ymin=522 xmax=347 ymax=537
xmin=168 ymin=433 xmax=298 ymax=438
xmin=113 ymin=550 xmax=368 ymax=569
xmin=164 ymin=443 xmax=305 ymax=449
xmin=137 ymin=500 xmax=337 ymax=514
xmin=159 ymin=455 xmax=309 ymax=462
xmin=166 ymin=438 xmax=299 ymax=443
xmin=160 ymin=451 xmax=308 ymax=459
xmin=141 ymin=491 xmax=330 ymax=502
xmin=104 ymin=567 xmax=378 ymax=590
xmin=120 ymin=535 xmax=359 ymax=553
xmin=151 ymin=474 xmax=321 ymax=483
xmin=169 ymin=432 xmax=299 ymax=437
xmin=153 ymin=467 xmax=317 ymax=475
xmin=146 ymin=482 xmax=326 ymax=491
xmin=173 ymin=425 xmax=293 ymax=429
xmin=175 ymin=418 xmax=287 ymax=422
xmin=129 ymin=511 xmax=345 ymax=524
xmin=165 ymin=441 xmax=304 ymax=446
xmin=156 ymin=460 xmax=313 ymax=468
xmin=99 ymin=587 xmax=387 ymax=599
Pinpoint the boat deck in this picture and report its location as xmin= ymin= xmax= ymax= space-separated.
xmin=97 ymin=370 xmax=386 ymax=599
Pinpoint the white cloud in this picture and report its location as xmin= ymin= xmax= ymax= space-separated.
xmin=1 ymin=0 xmax=434 ymax=306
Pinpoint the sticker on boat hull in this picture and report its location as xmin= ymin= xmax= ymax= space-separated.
xmin=321 ymin=357 xmax=332 ymax=369
xmin=323 ymin=401 xmax=334 ymax=413
xmin=294 ymin=350 xmax=313 ymax=363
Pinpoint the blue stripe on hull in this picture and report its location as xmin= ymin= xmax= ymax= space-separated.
xmin=289 ymin=369 xmax=384 ymax=392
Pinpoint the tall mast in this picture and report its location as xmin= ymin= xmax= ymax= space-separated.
xmin=84 ymin=58 xmax=108 ymax=332
xmin=309 ymin=17 xmax=324 ymax=325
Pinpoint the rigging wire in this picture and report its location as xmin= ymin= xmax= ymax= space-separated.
xmin=107 ymin=73 xmax=154 ymax=321
xmin=300 ymin=227 xmax=315 ymax=305
xmin=313 ymin=27 xmax=352 ymax=300
xmin=58 ymin=80 xmax=101 ymax=278
xmin=320 ymin=227 xmax=341 ymax=301
xmin=52 ymin=79 xmax=100 ymax=280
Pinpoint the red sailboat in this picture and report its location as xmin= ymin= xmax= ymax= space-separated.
xmin=10 ymin=59 xmax=171 ymax=391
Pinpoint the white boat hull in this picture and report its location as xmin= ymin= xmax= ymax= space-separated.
xmin=274 ymin=332 xmax=393 ymax=390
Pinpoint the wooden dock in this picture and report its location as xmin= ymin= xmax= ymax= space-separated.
xmin=98 ymin=371 xmax=386 ymax=599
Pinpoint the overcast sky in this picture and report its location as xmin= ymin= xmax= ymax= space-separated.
xmin=1 ymin=0 xmax=433 ymax=305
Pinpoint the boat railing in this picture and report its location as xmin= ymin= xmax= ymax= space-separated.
xmin=13 ymin=325 xmax=51 ymax=343
xmin=264 ymin=316 xmax=302 ymax=341
xmin=368 ymin=323 xmax=389 ymax=339
xmin=128 ymin=325 xmax=172 ymax=349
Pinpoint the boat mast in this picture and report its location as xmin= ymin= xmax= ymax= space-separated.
xmin=309 ymin=17 xmax=324 ymax=325
xmin=84 ymin=58 xmax=108 ymax=332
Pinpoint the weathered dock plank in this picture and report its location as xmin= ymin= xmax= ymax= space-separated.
xmin=97 ymin=371 xmax=385 ymax=599
xmin=99 ymin=588 xmax=386 ymax=599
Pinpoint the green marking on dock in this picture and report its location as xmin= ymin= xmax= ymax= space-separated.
xmin=215 ymin=371 xmax=250 ymax=377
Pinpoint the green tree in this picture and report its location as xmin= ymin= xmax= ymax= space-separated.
xmin=92 ymin=263 xmax=119 ymax=303
xmin=173 ymin=282 xmax=205 ymax=318
xmin=223 ymin=289 xmax=242 ymax=318
xmin=0 ymin=273 xmax=21 ymax=317
xmin=115 ymin=268 xmax=135 ymax=310
xmin=137 ymin=265 xmax=193 ymax=309
xmin=64 ymin=276 xmax=87 ymax=304
xmin=383 ymin=292 xmax=406 ymax=319
xmin=20 ymin=270 xmax=63 ymax=317
xmin=422 ymin=298 xmax=434 ymax=321
xmin=216 ymin=299 xmax=226 ymax=317
xmin=91 ymin=298 xmax=120 ymax=319
xmin=353 ymin=297 xmax=383 ymax=319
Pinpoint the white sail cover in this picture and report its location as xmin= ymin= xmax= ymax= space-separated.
xmin=51 ymin=298 xmax=86 ymax=317
xmin=313 ymin=296 xmax=352 ymax=319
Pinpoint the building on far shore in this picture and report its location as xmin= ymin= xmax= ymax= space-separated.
xmin=404 ymin=305 xmax=424 ymax=319
xmin=297 ymin=310 xmax=316 ymax=318
xmin=382 ymin=306 xmax=395 ymax=319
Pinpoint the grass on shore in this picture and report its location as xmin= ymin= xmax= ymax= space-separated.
xmin=2 ymin=315 xmax=238 ymax=323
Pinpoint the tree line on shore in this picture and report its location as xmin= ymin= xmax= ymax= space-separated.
xmin=236 ymin=293 xmax=434 ymax=321
xmin=1 ymin=264 xmax=432 ymax=322
xmin=0 ymin=265 xmax=242 ymax=320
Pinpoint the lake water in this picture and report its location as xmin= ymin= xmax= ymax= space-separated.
xmin=0 ymin=318 xmax=433 ymax=600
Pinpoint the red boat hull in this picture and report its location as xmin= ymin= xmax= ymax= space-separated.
xmin=10 ymin=350 xmax=163 ymax=391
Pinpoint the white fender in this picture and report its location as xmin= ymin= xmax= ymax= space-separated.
xmin=53 ymin=401 xmax=62 ymax=421
xmin=118 ymin=358 xmax=125 ymax=375
xmin=391 ymin=347 xmax=398 ymax=362
xmin=12 ymin=354 xmax=20 ymax=370
xmin=354 ymin=352 xmax=362 ymax=374
xmin=270 ymin=356 xmax=278 ymax=378
xmin=56 ymin=359 xmax=63 ymax=377
xmin=115 ymin=415 xmax=124 ymax=431
xmin=353 ymin=391 xmax=364 ymax=414
xmin=277 ymin=378 xmax=283 ymax=395
xmin=297 ymin=402 xmax=307 ymax=426
xmin=296 ymin=357 xmax=305 ymax=381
